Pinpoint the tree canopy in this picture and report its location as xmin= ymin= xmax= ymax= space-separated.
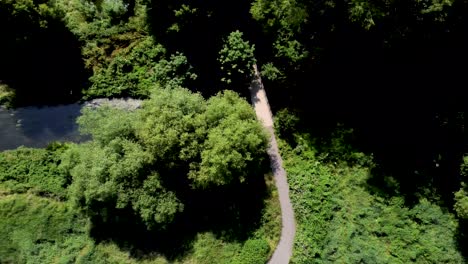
xmin=63 ymin=88 xmax=268 ymax=229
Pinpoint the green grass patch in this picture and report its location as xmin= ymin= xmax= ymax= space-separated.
xmin=0 ymin=144 xmax=69 ymax=199
xmin=0 ymin=193 xmax=91 ymax=263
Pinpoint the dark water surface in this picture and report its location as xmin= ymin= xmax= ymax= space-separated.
xmin=0 ymin=104 xmax=89 ymax=151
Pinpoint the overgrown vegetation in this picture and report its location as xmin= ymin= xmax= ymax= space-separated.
xmin=0 ymin=87 xmax=280 ymax=263
xmin=2 ymin=0 xmax=468 ymax=262
xmin=455 ymin=157 xmax=468 ymax=219
xmin=218 ymin=31 xmax=256 ymax=87
xmin=86 ymin=37 xmax=195 ymax=98
xmin=0 ymin=186 xmax=280 ymax=263
xmin=65 ymin=88 xmax=268 ymax=228
xmin=276 ymin=112 xmax=465 ymax=263
xmin=0 ymin=144 xmax=69 ymax=199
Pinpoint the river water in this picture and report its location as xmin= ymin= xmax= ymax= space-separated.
xmin=0 ymin=98 xmax=143 ymax=151
xmin=0 ymin=104 xmax=87 ymax=151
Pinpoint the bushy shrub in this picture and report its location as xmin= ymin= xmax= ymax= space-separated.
xmin=276 ymin=112 xmax=464 ymax=263
xmin=0 ymin=144 xmax=69 ymax=198
xmin=233 ymin=238 xmax=270 ymax=264
xmin=85 ymin=37 xmax=196 ymax=98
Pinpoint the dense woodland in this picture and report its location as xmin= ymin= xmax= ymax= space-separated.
xmin=1 ymin=0 xmax=468 ymax=263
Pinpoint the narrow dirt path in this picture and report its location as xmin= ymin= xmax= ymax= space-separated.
xmin=249 ymin=64 xmax=296 ymax=264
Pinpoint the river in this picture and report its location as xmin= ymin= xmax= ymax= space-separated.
xmin=0 ymin=104 xmax=87 ymax=151
xmin=0 ymin=98 xmax=142 ymax=151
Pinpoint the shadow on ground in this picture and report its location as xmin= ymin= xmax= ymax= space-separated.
xmin=145 ymin=0 xmax=266 ymax=98
xmin=88 ymin=159 xmax=272 ymax=261
xmin=265 ymin=30 xmax=468 ymax=256
xmin=0 ymin=6 xmax=89 ymax=107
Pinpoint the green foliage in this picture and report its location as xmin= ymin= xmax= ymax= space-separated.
xmin=189 ymin=233 xmax=241 ymax=264
xmin=65 ymin=88 xmax=268 ymax=228
xmin=273 ymin=38 xmax=308 ymax=63
xmin=78 ymin=106 xmax=138 ymax=145
xmin=250 ymin=0 xmax=307 ymax=32
xmin=135 ymin=87 xmax=206 ymax=162
xmin=137 ymin=88 xmax=268 ymax=187
xmin=0 ymin=0 xmax=61 ymax=27
xmin=0 ymin=193 xmax=91 ymax=263
xmin=233 ymin=238 xmax=270 ymax=264
xmin=250 ymin=0 xmax=308 ymax=64
xmin=85 ymin=37 xmax=196 ymax=98
xmin=0 ymin=83 xmax=15 ymax=108
xmin=251 ymin=176 xmax=282 ymax=249
xmin=348 ymin=0 xmax=383 ymax=30
xmin=218 ymin=31 xmax=256 ymax=85
xmin=276 ymin=113 xmax=464 ymax=263
xmin=454 ymin=187 xmax=468 ymax=219
xmin=249 ymin=0 xmax=458 ymax=82
xmin=189 ymin=91 xmax=268 ymax=186
xmin=260 ymin=62 xmax=283 ymax=81
xmin=0 ymin=192 xmax=278 ymax=263
xmin=0 ymin=180 xmax=281 ymax=264
xmin=0 ymin=192 xmax=167 ymax=263
xmin=455 ymin=156 xmax=468 ymax=219
xmin=0 ymin=145 xmax=69 ymax=199
xmin=274 ymin=108 xmax=299 ymax=138
xmin=187 ymin=196 xmax=279 ymax=264
xmin=56 ymin=0 xmax=144 ymax=39
xmin=100 ymin=0 xmax=129 ymax=20
xmin=63 ymin=140 xmax=183 ymax=228
xmin=51 ymin=0 xmax=197 ymax=99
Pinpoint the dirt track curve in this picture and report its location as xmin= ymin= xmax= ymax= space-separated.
xmin=249 ymin=64 xmax=296 ymax=264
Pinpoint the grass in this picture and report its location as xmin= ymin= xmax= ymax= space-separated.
xmin=0 ymin=192 xmax=90 ymax=263
xmin=0 ymin=146 xmax=69 ymax=199
xmin=0 ymin=174 xmax=281 ymax=264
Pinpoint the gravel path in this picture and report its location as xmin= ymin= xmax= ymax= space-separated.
xmin=249 ymin=65 xmax=296 ymax=264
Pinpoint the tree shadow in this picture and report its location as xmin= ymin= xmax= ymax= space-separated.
xmin=0 ymin=5 xmax=89 ymax=107
xmin=88 ymin=157 xmax=272 ymax=261
xmin=269 ymin=61 xmax=468 ymax=260
xmin=455 ymin=218 xmax=468 ymax=260
xmin=145 ymin=0 xmax=265 ymax=97
xmin=265 ymin=24 xmax=468 ymax=204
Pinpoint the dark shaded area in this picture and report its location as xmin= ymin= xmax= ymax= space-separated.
xmin=89 ymin=171 xmax=270 ymax=261
xmin=265 ymin=8 xmax=468 ymax=256
xmin=146 ymin=0 xmax=266 ymax=97
xmin=456 ymin=219 xmax=468 ymax=259
xmin=266 ymin=0 xmax=468 ymax=204
xmin=270 ymin=66 xmax=468 ymax=206
xmin=0 ymin=5 xmax=89 ymax=106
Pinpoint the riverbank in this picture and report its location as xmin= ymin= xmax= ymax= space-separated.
xmin=0 ymin=98 xmax=143 ymax=151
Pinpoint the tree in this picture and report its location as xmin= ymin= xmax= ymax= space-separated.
xmin=136 ymin=88 xmax=268 ymax=187
xmin=63 ymin=140 xmax=183 ymax=228
xmin=218 ymin=30 xmax=256 ymax=86
xmin=85 ymin=36 xmax=196 ymax=98
xmin=189 ymin=90 xmax=268 ymax=186
xmin=64 ymin=87 xmax=268 ymax=229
